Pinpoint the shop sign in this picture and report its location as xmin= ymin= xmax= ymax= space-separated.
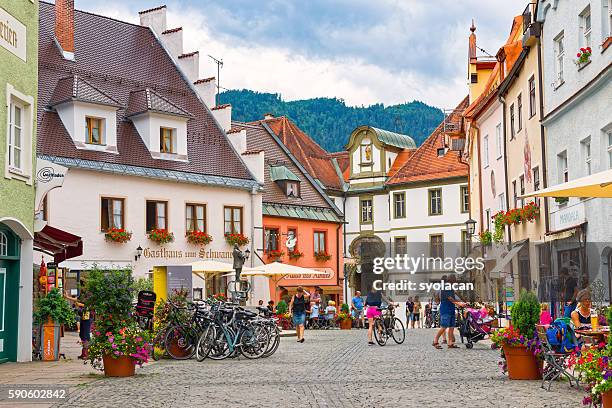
xmin=142 ymin=247 xmax=232 ymax=260
xmin=0 ymin=8 xmax=26 ymax=61
xmin=283 ymin=267 xmax=334 ymax=280
xmin=166 ymin=265 xmax=192 ymax=299
xmin=552 ymin=202 xmax=586 ymax=232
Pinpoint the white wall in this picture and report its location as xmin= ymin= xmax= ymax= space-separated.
xmin=131 ymin=112 xmax=189 ymax=158
xmin=47 ymin=169 xmax=263 ymax=282
xmin=55 ymin=101 xmax=118 ymax=153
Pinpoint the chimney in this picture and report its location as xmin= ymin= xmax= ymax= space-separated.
xmin=263 ymin=113 xmax=274 ymax=120
xmin=55 ymin=0 xmax=75 ymax=60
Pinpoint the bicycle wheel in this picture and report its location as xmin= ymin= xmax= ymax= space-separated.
xmin=207 ymin=326 xmax=232 ymax=360
xmin=373 ymin=319 xmax=388 ymax=346
xmin=195 ymin=324 xmax=216 ymax=362
xmin=391 ymin=318 xmax=406 ymax=344
xmin=164 ymin=324 xmax=197 ymax=360
xmin=240 ymin=324 xmax=269 ymax=359
xmin=263 ymin=325 xmax=280 ymax=357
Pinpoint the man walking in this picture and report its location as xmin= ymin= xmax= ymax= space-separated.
xmin=351 ymin=291 xmax=365 ymax=329
xmin=406 ymin=297 xmax=414 ymax=329
xmin=432 ymin=275 xmax=465 ymax=349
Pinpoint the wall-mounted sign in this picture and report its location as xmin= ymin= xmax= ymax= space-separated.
xmin=0 ymin=8 xmax=27 ymax=61
xmin=283 ymin=267 xmax=334 ymax=280
xmin=142 ymin=247 xmax=232 ymax=260
xmin=552 ymin=202 xmax=586 ymax=232
xmin=166 ymin=265 xmax=192 ymax=299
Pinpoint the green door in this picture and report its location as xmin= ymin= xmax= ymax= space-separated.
xmin=0 ymin=228 xmax=20 ymax=363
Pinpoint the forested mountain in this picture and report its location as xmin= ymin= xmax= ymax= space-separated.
xmin=219 ymin=90 xmax=444 ymax=152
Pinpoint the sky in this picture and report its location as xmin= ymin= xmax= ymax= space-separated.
xmin=75 ymin=0 xmax=523 ymax=109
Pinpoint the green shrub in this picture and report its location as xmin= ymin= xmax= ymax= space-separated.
xmin=83 ymin=268 xmax=134 ymax=333
xmin=511 ymin=289 xmax=540 ymax=338
xmin=33 ymin=288 xmax=76 ymax=326
xmin=276 ymin=300 xmax=288 ymax=315
xmin=340 ymin=303 xmax=350 ymax=314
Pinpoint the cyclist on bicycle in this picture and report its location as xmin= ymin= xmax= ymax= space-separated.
xmin=365 ymin=287 xmax=393 ymax=345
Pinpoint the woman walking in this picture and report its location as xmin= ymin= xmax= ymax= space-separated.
xmin=289 ymin=287 xmax=310 ymax=343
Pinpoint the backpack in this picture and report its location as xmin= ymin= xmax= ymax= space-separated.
xmin=546 ymin=318 xmax=579 ymax=353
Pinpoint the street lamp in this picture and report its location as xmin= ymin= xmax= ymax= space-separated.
xmin=135 ymin=245 xmax=143 ymax=261
xmin=465 ymin=218 xmax=476 ymax=237
xmin=245 ymin=248 xmax=251 ymax=259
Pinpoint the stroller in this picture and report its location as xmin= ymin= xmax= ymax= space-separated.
xmin=458 ymin=307 xmax=495 ymax=349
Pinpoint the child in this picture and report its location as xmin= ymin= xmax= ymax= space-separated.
xmin=540 ymin=303 xmax=553 ymax=326
xmin=310 ymin=300 xmax=320 ymax=325
xmin=325 ymin=300 xmax=337 ymax=323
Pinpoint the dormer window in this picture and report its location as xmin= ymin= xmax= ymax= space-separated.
xmin=270 ymin=165 xmax=301 ymax=198
xmin=360 ymin=138 xmax=373 ymax=165
xmin=50 ymin=76 xmax=121 ymax=154
xmin=160 ymin=127 xmax=175 ymax=153
xmin=86 ymin=117 xmax=104 ymax=145
xmin=127 ymin=88 xmax=191 ymax=161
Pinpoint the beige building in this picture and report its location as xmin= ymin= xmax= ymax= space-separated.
xmin=497 ymin=5 xmax=549 ymax=294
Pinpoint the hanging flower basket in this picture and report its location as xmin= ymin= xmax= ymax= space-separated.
xmin=105 ymin=228 xmax=132 ymax=243
xmin=266 ymin=250 xmax=284 ymax=261
xmin=186 ymin=230 xmax=213 ymax=245
xmin=576 ymin=47 xmax=592 ymax=65
xmin=479 ymin=230 xmax=493 ymax=246
xmin=148 ymin=229 xmax=174 ymax=245
xmin=225 ymin=233 xmax=249 ymax=246
xmin=288 ymin=250 xmax=304 ymax=260
xmin=314 ymin=251 xmax=332 ymax=262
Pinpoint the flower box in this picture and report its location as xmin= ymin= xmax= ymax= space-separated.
xmin=314 ymin=251 xmax=332 ymax=262
xmin=148 ymin=229 xmax=174 ymax=245
xmin=225 ymin=233 xmax=249 ymax=246
xmin=105 ymin=228 xmax=132 ymax=243
xmin=186 ymin=230 xmax=213 ymax=245
xmin=266 ymin=250 xmax=284 ymax=261
xmin=288 ymin=250 xmax=304 ymax=260
xmin=576 ymin=47 xmax=592 ymax=65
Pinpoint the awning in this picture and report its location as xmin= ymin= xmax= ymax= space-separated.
xmin=269 ymin=165 xmax=300 ymax=182
xmin=34 ymin=225 xmax=83 ymax=264
xmin=490 ymin=239 xmax=528 ymax=277
xmin=59 ymin=260 xmax=132 ymax=270
xmin=521 ymin=169 xmax=612 ymax=198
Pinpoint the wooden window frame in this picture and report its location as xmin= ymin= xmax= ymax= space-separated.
xmin=160 ymin=127 xmax=175 ymax=153
xmin=313 ymin=230 xmax=328 ymax=255
xmin=264 ymin=226 xmax=281 ymax=254
xmin=461 ymin=230 xmax=471 ymax=257
xmin=101 ymin=197 xmax=125 ymax=231
xmin=428 ymin=188 xmax=442 ymax=216
xmin=393 ymin=192 xmax=406 ymax=219
xmin=517 ymin=93 xmax=523 ymax=131
xmin=460 ymin=185 xmax=469 ymax=213
xmin=224 ymin=206 xmax=244 ymax=235
xmin=429 ymin=234 xmax=444 ymax=259
xmin=394 ymin=236 xmax=407 ymax=256
xmin=146 ymin=200 xmax=168 ymax=232
xmin=533 ymin=166 xmax=540 ymax=191
xmin=509 ymin=104 xmax=515 ymax=139
xmin=360 ymin=196 xmax=373 ymax=224
xmin=185 ymin=203 xmax=207 ymax=233
xmin=529 ymin=76 xmax=536 ymax=118
xmin=85 ymin=116 xmax=104 ymax=145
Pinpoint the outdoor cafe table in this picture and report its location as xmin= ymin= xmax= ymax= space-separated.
xmin=575 ymin=327 xmax=609 ymax=344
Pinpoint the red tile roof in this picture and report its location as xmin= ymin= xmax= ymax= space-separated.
xmin=37 ymin=2 xmax=252 ymax=181
xmin=178 ymin=51 xmax=198 ymax=59
xmin=49 ymin=75 xmax=121 ymax=107
xmin=211 ymin=104 xmax=230 ymax=110
xmin=260 ymin=117 xmax=345 ymax=191
xmin=138 ymin=5 xmax=166 ymax=15
xmin=126 ymin=88 xmax=192 ymax=118
xmin=194 ymin=77 xmax=215 ymax=84
xmin=162 ymin=27 xmax=182 ymax=34
xmin=387 ymin=97 xmax=469 ymax=185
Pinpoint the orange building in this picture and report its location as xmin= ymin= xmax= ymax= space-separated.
xmin=235 ymin=121 xmax=345 ymax=304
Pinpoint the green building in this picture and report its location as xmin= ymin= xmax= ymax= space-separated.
xmin=0 ymin=0 xmax=38 ymax=363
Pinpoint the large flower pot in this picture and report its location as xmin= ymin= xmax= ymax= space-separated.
xmin=602 ymin=389 xmax=612 ymax=408
xmin=340 ymin=319 xmax=352 ymax=330
xmin=504 ymin=345 xmax=542 ymax=380
xmin=103 ymin=355 xmax=135 ymax=377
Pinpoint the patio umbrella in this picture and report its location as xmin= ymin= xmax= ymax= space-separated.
xmin=520 ymin=169 xmax=612 ymax=198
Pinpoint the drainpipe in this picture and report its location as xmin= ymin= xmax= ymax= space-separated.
xmin=536 ymin=31 xmax=550 ymax=233
xmin=342 ymin=191 xmax=348 ymax=301
xmin=336 ymin=221 xmax=342 ymax=302
xmin=499 ymin=95 xmax=512 ymax=245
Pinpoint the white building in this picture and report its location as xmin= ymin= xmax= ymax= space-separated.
xmin=38 ymin=2 xmax=264 ymax=300
xmin=537 ymin=0 xmax=612 ymax=300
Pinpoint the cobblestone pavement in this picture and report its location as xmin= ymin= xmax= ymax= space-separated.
xmin=53 ymin=329 xmax=583 ymax=408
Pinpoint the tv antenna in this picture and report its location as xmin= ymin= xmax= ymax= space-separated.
xmin=208 ymin=55 xmax=223 ymax=105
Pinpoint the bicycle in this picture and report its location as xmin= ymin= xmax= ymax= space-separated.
xmin=164 ymin=301 xmax=212 ymax=360
xmin=373 ymin=304 xmax=406 ymax=346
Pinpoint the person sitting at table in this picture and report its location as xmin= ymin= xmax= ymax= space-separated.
xmin=571 ymin=289 xmax=593 ymax=329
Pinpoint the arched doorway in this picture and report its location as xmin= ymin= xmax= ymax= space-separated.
xmin=0 ymin=225 xmax=21 ymax=363
xmin=349 ymin=235 xmax=386 ymax=293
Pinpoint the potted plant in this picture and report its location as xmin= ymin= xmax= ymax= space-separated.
xmin=275 ymin=300 xmax=291 ymax=330
xmin=314 ymin=251 xmax=332 ymax=262
xmin=225 ymin=233 xmax=249 ymax=246
xmin=186 ymin=230 xmax=213 ymax=245
xmin=555 ymin=196 xmax=569 ymax=205
xmin=576 ymin=47 xmax=592 ymax=65
xmin=337 ymin=303 xmax=353 ymax=330
xmin=568 ymin=342 xmax=612 ymax=407
xmin=148 ymin=229 xmax=174 ymax=245
xmin=33 ymin=288 xmax=77 ymax=361
xmin=266 ymin=249 xmax=284 ymax=262
xmin=491 ymin=290 xmax=543 ymax=380
xmin=288 ymin=249 xmax=304 ymax=260
xmin=105 ymin=227 xmax=132 ymax=243
xmin=478 ymin=230 xmax=493 ymax=246
xmin=83 ymin=268 xmax=152 ymax=377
